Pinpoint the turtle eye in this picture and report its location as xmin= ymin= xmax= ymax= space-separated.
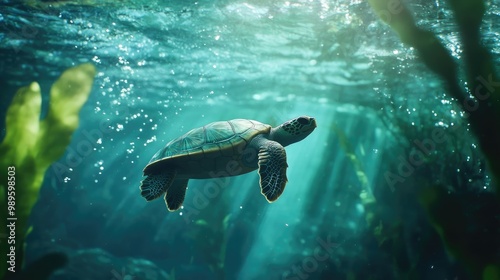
xmin=297 ymin=117 xmax=309 ymax=125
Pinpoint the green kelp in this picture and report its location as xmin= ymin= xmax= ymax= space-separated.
xmin=367 ymin=0 xmax=500 ymax=187
xmin=419 ymin=186 xmax=500 ymax=280
xmin=0 ymin=63 xmax=96 ymax=279
xmin=368 ymin=0 xmax=500 ymax=279
xmin=11 ymin=252 xmax=68 ymax=280
xmin=182 ymin=186 xmax=232 ymax=280
xmin=334 ymin=124 xmax=416 ymax=278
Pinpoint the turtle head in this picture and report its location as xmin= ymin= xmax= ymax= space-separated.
xmin=271 ymin=116 xmax=317 ymax=147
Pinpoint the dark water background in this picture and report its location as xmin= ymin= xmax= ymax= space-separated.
xmin=1 ymin=0 xmax=499 ymax=279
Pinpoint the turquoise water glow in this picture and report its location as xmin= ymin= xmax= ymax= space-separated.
xmin=1 ymin=0 xmax=499 ymax=279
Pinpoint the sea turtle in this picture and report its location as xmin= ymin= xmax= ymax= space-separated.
xmin=139 ymin=116 xmax=317 ymax=211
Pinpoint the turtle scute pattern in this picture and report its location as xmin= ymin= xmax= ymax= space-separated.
xmin=204 ymin=121 xmax=234 ymax=142
xmin=154 ymin=119 xmax=267 ymax=160
xmin=258 ymin=142 xmax=288 ymax=201
xmin=280 ymin=117 xmax=312 ymax=136
xmin=140 ymin=172 xmax=173 ymax=201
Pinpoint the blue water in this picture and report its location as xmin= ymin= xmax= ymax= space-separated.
xmin=1 ymin=0 xmax=499 ymax=279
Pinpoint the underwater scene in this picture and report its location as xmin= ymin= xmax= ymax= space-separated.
xmin=1 ymin=0 xmax=500 ymax=279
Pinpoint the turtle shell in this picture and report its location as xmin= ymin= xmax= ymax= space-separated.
xmin=144 ymin=119 xmax=271 ymax=178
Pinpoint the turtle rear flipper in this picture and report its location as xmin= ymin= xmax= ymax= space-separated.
xmin=165 ymin=179 xmax=188 ymax=211
xmin=140 ymin=170 xmax=177 ymax=201
xmin=258 ymin=141 xmax=288 ymax=202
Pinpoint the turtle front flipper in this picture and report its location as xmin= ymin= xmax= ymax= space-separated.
xmin=164 ymin=179 xmax=189 ymax=211
xmin=257 ymin=141 xmax=288 ymax=202
xmin=140 ymin=170 xmax=177 ymax=201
